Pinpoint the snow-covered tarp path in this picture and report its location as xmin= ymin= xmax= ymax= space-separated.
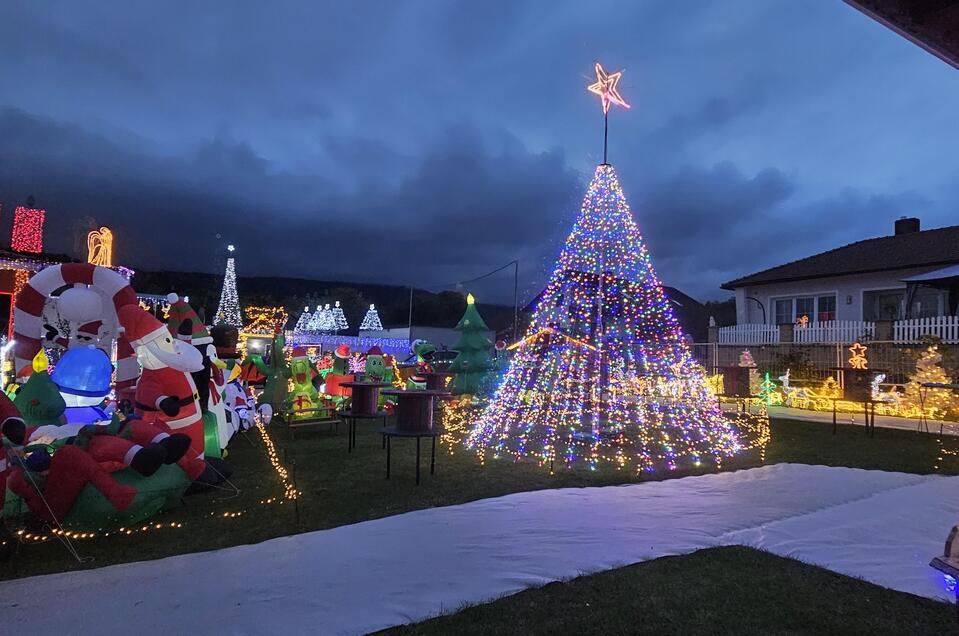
xmin=2 ymin=464 xmax=957 ymax=635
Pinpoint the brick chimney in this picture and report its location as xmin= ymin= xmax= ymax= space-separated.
xmin=895 ymin=216 xmax=920 ymax=235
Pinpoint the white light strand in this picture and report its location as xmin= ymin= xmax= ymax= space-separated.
xmin=215 ymin=257 xmax=243 ymax=328
xmin=359 ymin=304 xmax=382 ymax=331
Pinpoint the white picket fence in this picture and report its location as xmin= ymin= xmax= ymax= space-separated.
xmin=794 ymin=320 xmax=875 ymax=344
xmin=894 ymin=315 xmax=959 ymax=343
xmin=717 ymin=323 xmax=779 ymax=344
xmin=718 ymin=317 xmax=959 ymax=344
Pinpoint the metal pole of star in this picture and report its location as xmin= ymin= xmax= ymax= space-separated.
xmin=603 ymin=110 xmax=608 ymax=164
xmin=585 ymin=62 xmax=631 ymax=421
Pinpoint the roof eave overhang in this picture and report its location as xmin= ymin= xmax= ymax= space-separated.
xmin=721 ymin=258 xmax=959 ymax=291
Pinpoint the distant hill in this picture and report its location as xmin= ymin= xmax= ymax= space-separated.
xmin=132 ymin=270 xmax=518 ymax=336
xmin=131 ymin=269 xmax=715 ymax=343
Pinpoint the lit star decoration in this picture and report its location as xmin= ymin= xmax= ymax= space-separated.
xmin=467 ymin=163 xmax=742 ymax=473
xmin=848 ymin=342 xmax=868 ymax=369
xmin=587 ymin=63 xmax=630 ymax=115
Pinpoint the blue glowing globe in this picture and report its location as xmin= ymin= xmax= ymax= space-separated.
xmin=51 ymin=346 xmax=113 ymax=397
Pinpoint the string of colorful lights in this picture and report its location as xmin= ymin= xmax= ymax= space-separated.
xmin=12 ymin=205 xmax=45 ymax=254
xmin=467 ymin=163 xmax=743 ymax=473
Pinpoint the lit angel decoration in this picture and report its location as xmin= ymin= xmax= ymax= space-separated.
xmin=87 ymin=226 xmax=114 ymax=267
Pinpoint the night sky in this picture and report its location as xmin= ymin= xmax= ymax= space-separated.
xmin=0 ymin=1 xmax=957 ymax=304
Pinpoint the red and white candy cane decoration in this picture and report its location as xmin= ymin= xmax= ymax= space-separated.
xmin=13 ymin=263 xmax=140 ymax=393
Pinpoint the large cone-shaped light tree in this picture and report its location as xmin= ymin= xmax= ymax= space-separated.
xmin=467 ymin=163 xmax=741 ymax=472
xmin=448 ymin=293 xmax=494 ymax=394
xmin=215 ymin=245 xmax=243 ymax=328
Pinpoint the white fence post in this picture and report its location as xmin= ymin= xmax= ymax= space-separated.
xmin=893 ymin=316 xmax=959 ymax=343
xmin=717 ymin=324 xmax=780 ymax=345
xmin=793 ymin=320 xmax=874 ymax=344
xmin=717 ymin=319 xmax=936 ymax=345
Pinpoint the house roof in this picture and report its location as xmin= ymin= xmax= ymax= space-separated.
xmin=0 ymin=248 xmax=73 ymax=272
xmin=844 ymin=1 xmax=959 ymax=70
xmin=902 ymin=263 xmax=959 ymax=284
xmin=721 ymin=224 xmax=959 ymax=290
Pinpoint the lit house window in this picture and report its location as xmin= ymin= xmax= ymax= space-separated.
xmin=817 ymin=295 xmax=836 ymax=321
xmin=771 ymin=295 xmax=837 ymax=324
xmin=862 ymin=290 xmax=904 ymax=321
xmin=863 ymin=288 xmax=944 ymax=320
xmin=774 ymin=299 xmax=793 ymax=325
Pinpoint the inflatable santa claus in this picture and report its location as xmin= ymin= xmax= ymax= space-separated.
xmin=117 ymin=304 xmax=206 ymax=471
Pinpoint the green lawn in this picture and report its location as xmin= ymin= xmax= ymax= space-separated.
xmin=380 ymin=546 xmax=955 ymax=635
xmin=2 ymin=415 xmax=957 ymax=589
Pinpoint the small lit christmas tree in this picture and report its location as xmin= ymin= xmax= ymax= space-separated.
xmin=310 ymin=303 xmax=333 ymax=333
xmin=758 ymin=372 xmax=777 ymax=405
xmin=294 ymin=307 xmax=313 ymax=334
xmin=738 ymin=349 xmax=760 ymax=395
xmin=359 ymin=304 xmax=383 ymax=331
xmin=215 ymin=245 xmax=243 ymax=328
xmin=904 ymin=345 xmax=959 ymax=419
xmin=332 ymin=301 xmax=349 ymax=332
xmin=448 ymin=293 xmax=494 ymax=394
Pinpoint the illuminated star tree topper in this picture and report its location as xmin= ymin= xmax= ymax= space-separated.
xmin=587 ymin=62 xmax=631 ymax=163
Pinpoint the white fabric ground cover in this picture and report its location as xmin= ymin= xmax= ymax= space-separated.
xmin=1 ymin=463 xmax=956 ymax=635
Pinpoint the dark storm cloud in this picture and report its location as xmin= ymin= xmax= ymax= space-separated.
xmin=0 ymin=1 xmax=957 ymax=303
xmin=0 ymin=107 xmax=578 ymax=295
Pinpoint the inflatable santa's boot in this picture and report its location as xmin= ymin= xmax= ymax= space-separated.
xmin=126 ymin=419 xmax=205 ymax=480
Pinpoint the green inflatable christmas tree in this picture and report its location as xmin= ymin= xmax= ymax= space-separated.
xmin=448 ymin=293 xmax=493 ymax=394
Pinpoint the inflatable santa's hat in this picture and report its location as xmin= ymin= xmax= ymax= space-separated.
xmin=117 ymin=304 xmax=169 ymax=348
xmin=335 ymin=344 xmax=350 ymax=359
xmin=367 ymin=345 xmax=384 ymax=356
xmin=166 ymin=294 xmax=213 ymax=345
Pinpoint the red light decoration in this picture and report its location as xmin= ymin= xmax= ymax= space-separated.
xmin=12 ymin=206 xmax=45 ymax=253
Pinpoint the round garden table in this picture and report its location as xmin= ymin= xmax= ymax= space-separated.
xmin=417 ymin=371 xmax=456 ymax=392
xmin=339 ymin=381 xmax=392 ymax=452
xmin=340 ymin=381 xmax=393 ymax=416
xmin=380 ymin=389 xmax=450 ymax=433
xmin=380 ymin=427 xmax=440 ymax=485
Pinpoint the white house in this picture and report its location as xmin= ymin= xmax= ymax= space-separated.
xmin=722 ymin=218 xmax=959 ymax=326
